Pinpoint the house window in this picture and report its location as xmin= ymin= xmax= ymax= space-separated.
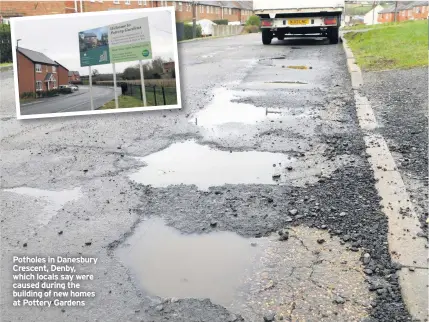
xmin=36 ymin=81 xmax=42 ymax=91
xmin=138 ymin=0 xmax=142 ymax=5
xmin=143 ymin=0 xmax=147 ymax=5
xmin=52 ymin=80 xmax=57 ymax=89
xmin=35 ymin=64 xmax=42 ymax=73
xmin=125 ymin=0 xmax=130 ymax=5
xmin=46 ymin=65 xmax=48 ymax=72
xmin=52 ymin=66 xmax=56 ymax=73
xmin=178 ymin=2 xmax=182 ymax=11
xmin=200 ymin=5 xmax=203 ymax=13
xmin=113 ymin=0 xmax=119 ymax=4
xmin=229 ymin=8 xmax=232 ymax=15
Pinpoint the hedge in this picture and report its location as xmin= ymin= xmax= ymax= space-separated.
xmin=184 ymin=24 xmax=202 ymax=40
xmin=213 ymin=19 xmax=228 ymax=25
xmin=0 ymin=24 xmax=12 ymax=64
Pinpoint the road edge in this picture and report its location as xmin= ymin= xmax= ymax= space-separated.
xmin=341 ymin=35 xmax=428 ymax=321
xmin=178 ymin=32 xmax=252 ymax=44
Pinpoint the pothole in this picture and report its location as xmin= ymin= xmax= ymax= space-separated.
xmin=117 ymin=220 xmax=374 ymax=322
xmin=128 ymin=141 xmax=355 ymax=190
xmin=190 ymin=88 xmax=281 ymax=128
xmin=128 ymin=141 xmax=295 ymax=190
xmin=116 ymin=217 xmax=263 ymax=307
xmin=3 ymin=187 xmax=82 ymax=225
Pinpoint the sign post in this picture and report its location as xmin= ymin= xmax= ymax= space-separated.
xmin=79 ymin=17 xmax=152 ymax=109
xmin=88 ymin=66 xmax=94 ymax=110
xmin=112 ymin=63 xmax=119 ymax=109
xmin=139 ymin=60 xmax=147 ymax=106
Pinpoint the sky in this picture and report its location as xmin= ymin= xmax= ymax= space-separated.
xmin=13 ymin=9 xmax=176 ymax=75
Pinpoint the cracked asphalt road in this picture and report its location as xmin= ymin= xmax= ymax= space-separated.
xmin=0 ymin=33 xmax=422 ymax=321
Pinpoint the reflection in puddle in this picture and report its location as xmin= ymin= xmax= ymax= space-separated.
xmin=117 ymin=217 xmax=262 ymax=306
xmin=3 ymin=187 xmax=82 ymax=225
xmin=191 ymin=88 xmax=280 ymax=127
xmin=129 ymin=141 xmax=294 ymax=190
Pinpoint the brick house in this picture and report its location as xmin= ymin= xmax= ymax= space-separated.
xmin=378 ymin=1 xmax=428 ymax=23
xmin=377 ymin=6 xmax=395 ymax=23
xmin=410 ymin=1 xmax=429 ymax=20
xmin=68 ymin=71 xmax=82 ymax=84
xmin=17 ymin=47 xmax=67 ymax=96
xmin=1 ymin=1 xmax=254 ymax=23
xmin=54 ymin=61 xmax=70 ymax=86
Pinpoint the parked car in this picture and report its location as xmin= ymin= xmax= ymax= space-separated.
xmin=69 ymin=84 xmax=79 ymax=91
xmin=59 ymin=85 xmax=72 ymax=94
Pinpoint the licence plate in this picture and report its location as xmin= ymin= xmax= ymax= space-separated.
xmin=288 ymin=19 xmax=309 ymax=25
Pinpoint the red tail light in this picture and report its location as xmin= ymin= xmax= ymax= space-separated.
xmin=324 ymin=17 xmax=337 ymax=25
xmin=261 ymin=20 xmax=273 ymax=27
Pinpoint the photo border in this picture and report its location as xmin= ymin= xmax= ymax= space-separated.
xmin=10 ymin=6 xmax=182 ymax=120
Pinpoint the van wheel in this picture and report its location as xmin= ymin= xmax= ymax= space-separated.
xmin=262 ymin=29 xmax=273 ymax=45
xmin=328 ymin=27 xmax=339 ymax=44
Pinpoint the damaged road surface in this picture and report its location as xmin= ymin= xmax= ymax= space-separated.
xmin=1 ymin=34 xmax=427 ymax=322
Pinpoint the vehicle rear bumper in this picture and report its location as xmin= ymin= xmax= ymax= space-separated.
xmin=261 ymin=17 xmax=339 ymax=29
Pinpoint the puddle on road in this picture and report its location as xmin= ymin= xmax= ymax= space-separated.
xmin=118 ymin=220 xmax=373 ymax=321
xmin=3 ymin=187 xmax=82 ymax=225
xmin=116 ymin=217 xmax=262 ymax=307
xmin=190 ymin=88 xmax=280 ymax=128
xmin=129 ymin=141 xmax=295 ymax=190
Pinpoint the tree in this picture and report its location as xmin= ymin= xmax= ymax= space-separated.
xmin=122 ymin=65 xmax=140 ymax=80
xmin=92 ymin=69 xmax=100 ymax=77
xmin=246 ymin=15 xmax=261 ymax=26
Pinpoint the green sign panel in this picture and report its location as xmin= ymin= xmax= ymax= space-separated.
xmin=79 ymin=27 xmax=111 ymax=67
xmin=79 ymin=17 xmax=151 ymax=67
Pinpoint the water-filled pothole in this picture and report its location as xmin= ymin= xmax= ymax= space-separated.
xmin=190 ymin=88 xmax=280 ymax=128
xmin=117 ymin=220 xmax=373 ymax=321
xmin=3 ymin=187 xmax=82 ymax=225
xmin=116 ymin=217 xmax=262 ymax=306
xmin=128 ymin=141 xmax=295 ymax=190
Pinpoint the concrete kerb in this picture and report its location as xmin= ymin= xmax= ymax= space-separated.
xmin=341 ymin=35 xmax=429 ymax=321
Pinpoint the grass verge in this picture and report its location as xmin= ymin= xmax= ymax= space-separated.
xmin=0 ymin=62 xmax=12 ymax=67
xmin=99 ymin=89 xmax=177 ymax=110
xmin=344 ymin=20 xmax=428 ymax=71
xmin=99 ymin=95 xmax=146 ymax=110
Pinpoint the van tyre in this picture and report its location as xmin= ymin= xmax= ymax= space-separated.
xmin=262 ymin=29 xmax=273 ymax=45
xmin=328 ymin=27 xmax=339 ymax=44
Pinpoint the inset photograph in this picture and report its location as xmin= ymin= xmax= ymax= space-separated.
xmin=10 ymin=7 xmax=181 ymax=119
